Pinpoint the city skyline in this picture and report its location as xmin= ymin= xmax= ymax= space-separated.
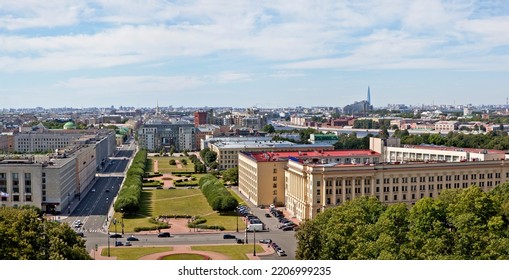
xmin=1 ymin=1 xmax=509 ymax=109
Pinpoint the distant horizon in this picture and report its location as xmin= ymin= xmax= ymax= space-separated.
xmin=1 ymin=1 xmax=508 ymax=108
xmin=1 ymin=101 xmax=509 ymax=111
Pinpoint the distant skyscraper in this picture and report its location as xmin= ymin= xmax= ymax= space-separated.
xmin=367 ymin=86 xmax=371 ymax=104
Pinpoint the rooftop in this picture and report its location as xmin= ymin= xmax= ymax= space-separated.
xmin=400 ymin=144 xmax=505 ymax=154
xmin=245 ymin=149 xmax=380 ymax=162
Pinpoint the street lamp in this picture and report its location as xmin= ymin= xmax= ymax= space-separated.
xmin=253 ymin=229 xmax=256 ymax=256
xmin=245 ymin=226 xmax=248 ymax=244
xmin=235 ymin=209 xmax=238 ymax=232
xmin=121 ymin=208 xmax=125 ymax=235
xmin=107 ymin=231 xmax=110 ymax=257
xmin=113 ymin=218 xmax=117 ymax=245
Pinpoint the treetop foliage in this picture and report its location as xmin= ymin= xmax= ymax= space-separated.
xmin=0 ymin=207 xmax=91 ymax=260
xmin=296 ymin=183 xmax=509 ymax=260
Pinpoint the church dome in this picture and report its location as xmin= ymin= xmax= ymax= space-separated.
xmin=63 ymin=121 xmax=77 ymax=130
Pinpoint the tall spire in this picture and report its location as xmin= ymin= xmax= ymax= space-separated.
xmin=367 ymin=86 xmax=371 ymax=105
xmin=156 ymin=99 xmax=160 ymax=116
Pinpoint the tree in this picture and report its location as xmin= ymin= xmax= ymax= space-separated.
xmin=222 ymin=167 xmax=239 ymax=185
xmin=169 ymin=159 xmax=176 ymax=165
xmin=169 ymin=146 xmax=175 ymax=156
xmin=262 ymin=124 xmax=275 ymax=133
xmin=0 ymin=207 xmax=91 ymax=260
xmin=181 ymin=159 xmax=187 ymax=165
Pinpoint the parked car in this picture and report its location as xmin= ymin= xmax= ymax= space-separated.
xmin=281 ymin=226 xmax=295 ymax=231
xmin=276 ymin=249 xmax=287 ymax=257
xmin=127 ymin=236 xmax=139 ymax=241
xmin=223 ymin=234 xmax=236 ymax=239
xmin=109 ymin=233 xmax=122 ymax=238
xmin=76 ymin=232 xmax=85 ymax=237
xmin=264 ymin=213 xmax=271 ymax=218
xmin=115 ymin=241 xmax=123 ymax=246
xmin=158 ymin=232 xmax=171 ymax=238
xmin=125 ymin=241 xmax=132 ymax=246
xmin=236 ymin=238 xmax=245 ymax=244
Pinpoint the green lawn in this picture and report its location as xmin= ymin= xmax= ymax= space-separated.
xmin=111 ymin=189 xmax=244 ymax=232
xmin=149 ymin=156 xmax=195 ymax=173
xmin=229 ymin=189 xmax=246 ymax=206
xmin=146 ymin=158 xmax=155 ymax=172
xmin=191 ymin=245 xmax=265 ymax=260
xmin=101 ymin=246 xmax=172 ymax=260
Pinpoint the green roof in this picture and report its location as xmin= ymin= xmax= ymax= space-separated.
xmin=313 ymin=134 xmax=338 ymax=140
xmin=63 ymin=121 xmax=76 ymax=129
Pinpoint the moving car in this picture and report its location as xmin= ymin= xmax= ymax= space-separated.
xmin=127 ymin=236 xmax=139 ymax=241
xmin=259 ymin=239 xmax=272 ymax=244
xmin=158 ymin=232 xmax=171 ymax=238
xmin=236 ymin=238 xmax=245 ymax=244
xmin=264 ymin=213 xmax=271 ymax=218
xmin=223 ymin=234 xmax=236 ymax=239
xmin=109 ymin=233 xmax=122 ymax=238
xmin=125 ymin=241 xmax=132 ymax=246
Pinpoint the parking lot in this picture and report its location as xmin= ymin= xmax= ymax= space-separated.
xmin=231 ymin=187 xmax=299 ymax=260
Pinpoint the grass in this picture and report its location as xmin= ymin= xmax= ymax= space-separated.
xmin=229 ymin=189 xmax=246 ymax=206
xmin=111 ymin=189 xmax=244 ymax=232
xmin=149 ymin=156 xmax=195 ymax=173
xmin=146 ymin=158 xmax=154 ymax=173
xmin=161 ymin=254 xmax=208 ymax=260
xmin=109 ymin=191 xmax=155 ymax=232
xmin=153 ymin=189 xmax=212 ymax=217
xmin=101 ymin=246 xmax=172 ymax=260
xmin=191 ymin=245 xmax=265 ymax=260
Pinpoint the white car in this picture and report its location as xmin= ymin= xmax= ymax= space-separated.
xmin=91 ymin=189 xmax=96 ymax=192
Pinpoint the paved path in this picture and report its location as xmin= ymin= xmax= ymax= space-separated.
xmin=93 ymin=244 xmax=274 ymax=260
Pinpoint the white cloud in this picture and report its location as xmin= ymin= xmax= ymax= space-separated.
xmin=56 ymin=75 xmax=205 ymax=93
xmin=0 ymin=0 xmax=508 ymax=73
xmin=215 ymin=72 xmax=252 ymax=84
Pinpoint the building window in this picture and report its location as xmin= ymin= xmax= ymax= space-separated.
xmin=403 ymin=194 xmax=406 ymax=200
xmin=273 ymin=176 xmax=277 ymax=181
xmin=316 ymin=181 xmax=321 ymax=187
xmin=273 ymin=169 xmax=277 ymax=174
xmin=394 ymin=195 xmax=397 ymax=200
xmin=273 ymin=183 xmax=277 ymax=188
xmin=384 ymin=195 xmax=388 ymax=201
xmin=273 ymin=190 xmax=277 ymax=195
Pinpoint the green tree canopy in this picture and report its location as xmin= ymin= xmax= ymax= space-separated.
xmin=0 ymin=208 xmax=91 ymax=260
xmin=296 ymin=185 xmax=509 ymax=260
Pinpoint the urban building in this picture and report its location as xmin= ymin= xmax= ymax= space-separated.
xmin=309 ymin=134 xmax=339 ymax=145
xmin=137 ymin=120 xmax=196 ymax=152
xmin=238 ymin=150 xmax=381 ymax=207
xmin=0 ymin=133 xmax=115 ymax=213
xmin=204 ymin=137 xmax=334 ymax=170
xmin=434 ymin=121 xmax=459 ymax=132
xmin=237 ymin=137 xmax=509 ymax=221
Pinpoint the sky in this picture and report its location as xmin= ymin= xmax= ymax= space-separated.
xmin=0 ymin=0 xmax=509 ymax=109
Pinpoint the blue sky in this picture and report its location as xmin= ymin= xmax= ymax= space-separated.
xmin=1 ymin=0 xmax=509 ymax=109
